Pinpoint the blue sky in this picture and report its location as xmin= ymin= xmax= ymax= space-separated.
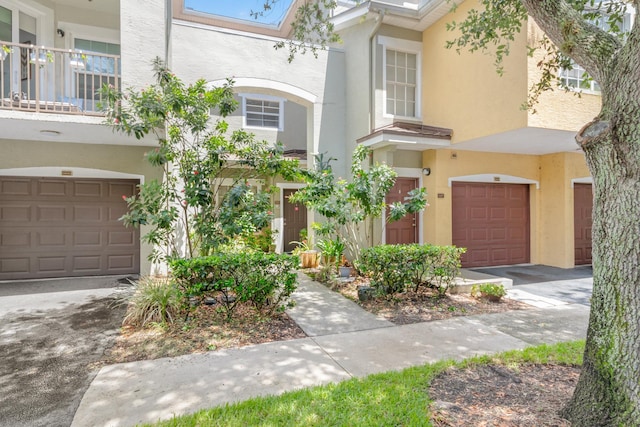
xmin=184 ymin=0 xmax=295 ymax=26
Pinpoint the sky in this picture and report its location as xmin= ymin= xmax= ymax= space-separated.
xmin=184 ymin=0 xmax=295 ymax=27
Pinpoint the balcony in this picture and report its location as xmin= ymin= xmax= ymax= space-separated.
xmin=0 ymin=41 xmax=120 ymax=116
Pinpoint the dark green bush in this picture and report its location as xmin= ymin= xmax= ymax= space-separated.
xmin=358 ymin=244 xmax=465 ymax=296
xmin=170 ymin=253 xmax=299 ymax=318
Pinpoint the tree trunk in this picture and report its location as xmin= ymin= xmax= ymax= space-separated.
xmin=561 ymin=44 xmax=640 ymax=425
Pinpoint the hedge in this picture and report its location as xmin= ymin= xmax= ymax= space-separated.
xmin=170 ymin=253 xmax=299 ymax=317
xmin=358 ymin=244 xmax=465 ymax=296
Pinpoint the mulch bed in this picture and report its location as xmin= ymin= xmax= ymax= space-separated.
xmin=430 ymin=363 xmax=580 ymax=426
xmin=105 ymin=303 xmax=306 ymax=364
xmin=318 ymin=274 xmax=529 ymax=325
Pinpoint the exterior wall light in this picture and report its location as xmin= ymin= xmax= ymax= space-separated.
xmin=422 ymin=167 xmax=431 ymax=176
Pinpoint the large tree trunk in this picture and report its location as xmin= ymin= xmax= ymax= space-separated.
xmin=561 ymin=39 xmax=640 ymax=425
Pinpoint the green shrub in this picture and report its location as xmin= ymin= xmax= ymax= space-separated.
xmin=358 ymin=244 xmax=465 ymax=296
xmin=170 ymin=252 xmax=299 ymax=318
xmin=471 ymin=283 xmax=506 ymax=301
xmin=123 ymin=276 xmax=182 ymax=327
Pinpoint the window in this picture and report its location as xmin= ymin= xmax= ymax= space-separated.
xmin=386 ymin=49 xmax=417 ymax=117
xmin=74 ymin=38 xmax=121 ymax=75
xmin=241 ymin=94 xmax=284 ymax=130
xmin=560 ymin=62 xmax=601 ymax=92
xmin=73 ymin=38 xmax=120 ymax=111
xmin=380 ymin=36 xmax=422 ymax=118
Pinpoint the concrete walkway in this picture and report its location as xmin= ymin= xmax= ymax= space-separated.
xmin=72 ymin=273 xmax=590 ymax=427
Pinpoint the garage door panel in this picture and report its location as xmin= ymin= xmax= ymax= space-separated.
xmin=38 ymin=180 xmax=68 ymax=196
xmin=469 ymin=186 xmax=488 ymax=198
xmin=452 ymin=182 xmax=530 ymax=268
xmin=73 ymin=256 xmax=102 ymax=271
xmin=36 ymin=230 xmax=67 ymax=247
xmin=1 ymin=257 xmax=30 ymax=273
xmin=108 ymin=254 xmax=135 ymax=270
xmin=1 ymin=231 xmax=31 ymax=247
xmin=74 ymin=205 xmax=103 ymax=222
xmin=74 ymin=231 xmax=103 ymax=246
xmin=38 ymin=256 xmax=67 ymax=273
xmin=109 ymin=231 xmax=135 ymax=245
xmin=108 ymin=205 xmax=128 ymax=221
xmin=1 ymin=179 xmax=31 ymax=196
xmin=490 ymin=228 xmax=506 ymax=240
xmin=0 ymin=177 xmax=140 ymax=280
xmin=74 ymin=181 xmax=104 ymax=197
xmin=489 ymin=207 xmax=506 ymax=220
xmin=109 ymin=182 xmax=137 ymax=199
xmin=37 ymin=205 xmax=68 ymax=222
xmin=470 ymin=207 xmax=487 ymax=220
xmin=1 ymin=205 xmax=31 ymax=221
xmin=470 ymin=228 xmax=488 ymax=241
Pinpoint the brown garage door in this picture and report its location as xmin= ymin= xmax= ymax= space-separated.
xmin=574 ymin=183 xmax=593 ymax=265
xmin=452 ymin=182 xmax=530 ymax=268
xmin=0 ymin=177 xmax=140 ymax=280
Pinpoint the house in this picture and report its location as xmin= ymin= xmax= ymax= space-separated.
xmin=0 ymin=0 xmax=601 ymax=280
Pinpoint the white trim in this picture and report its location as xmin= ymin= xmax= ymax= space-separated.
xmin=58 ymin=21 xmax=120 ymax=48
xmin=208 ymin=77 xmax=317 ymax=104
xmin=382 ymin=169 xmax=424 ymax=245
xmin=275 ymin=183 xmax=307 ymax=254
xmin=448 ymin=174 xmax=540 ymax=189
xmin=379 ymin=36 xmax=422 ymax=120
xmin=239 ymin=93 xmax=285 ymax=131
xmin=378 ymin=36 xmax=422 ymax=53
xmin=571 ymin=177 xmax=593 ymax=188
xmin=0 ymin=167 xmax=145 ymax=182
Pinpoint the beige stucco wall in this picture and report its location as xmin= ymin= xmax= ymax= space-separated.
xmin=421 ymin=148 xmax=590 ymax=268
xmin=0 ymin=139 xmax=162 ymax=274
xmin=525 ymin=19 xmax=601 ymax=131
xmin=537 ymin=152 xmax=590 ymax=267
xmin=421 ymin=0 xmax=529 ymax=143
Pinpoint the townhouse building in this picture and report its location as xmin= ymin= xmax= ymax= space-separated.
xmin=0 ymin=0 xmax=601 ymax=280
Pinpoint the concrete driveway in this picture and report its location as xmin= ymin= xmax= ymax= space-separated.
xmin=473 ymin=265 xmax=593 ymax=306
xmin=0 ymin=276 xmax=131 ymax=427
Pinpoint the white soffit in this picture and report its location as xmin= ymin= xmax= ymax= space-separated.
xmin=0 ymin=113 xmax=155 ymax=146
xmin=451 ymin=127 xmax=583 ymax=155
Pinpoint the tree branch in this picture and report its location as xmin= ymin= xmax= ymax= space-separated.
xmin=521 ymin=0 xmax=622 ymax=86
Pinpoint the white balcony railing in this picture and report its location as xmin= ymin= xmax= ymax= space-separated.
xmin=0 ymin=41 xmax=120 ymax=115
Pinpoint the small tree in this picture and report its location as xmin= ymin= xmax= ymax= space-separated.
xmin=101 ymin=59 xmax=298 ymax=263
xmin=291 ymin=145 xmax=427 ymax=260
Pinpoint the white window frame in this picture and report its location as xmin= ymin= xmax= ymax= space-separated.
xmin=379 ymin=36 xmax=422 ymax=120
xmin=239 ymin=93 xmax=285 ymax=131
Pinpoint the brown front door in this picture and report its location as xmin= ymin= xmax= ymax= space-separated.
xmin=282 ymin=188 xmax=307 ymax=253
xmin=386 ymin=177 xmax=419 ymax=245
xmin=0 ymin=177 xmax=140 ymax=280
xmin=452 ymin=182 xmax=530 ymax=268
xmin=574 ymin=183 xmax=593 ymax=265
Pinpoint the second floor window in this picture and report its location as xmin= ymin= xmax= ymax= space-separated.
xmin=386 ymin=49 xmax=417 ymax=117
xmin=559 ymin=8 xmax=634 ymax=93
xmin=242 ymin=95 xmax=284 ymax=130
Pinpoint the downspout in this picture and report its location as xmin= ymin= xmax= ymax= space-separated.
xmin=368 ymin=8 xmax=384 ymax=248
xmin=165 ymin=0 xmax=172 ymax=64
xmin=368 ymin=8 xmax=385 ymax=133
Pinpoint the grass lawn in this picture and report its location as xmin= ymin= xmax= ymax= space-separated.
xmin=144 ymin=340 xmax=584 ymax=427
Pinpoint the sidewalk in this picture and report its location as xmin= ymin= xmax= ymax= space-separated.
xmin=71 ymin=274 xmax=589 ymax=427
